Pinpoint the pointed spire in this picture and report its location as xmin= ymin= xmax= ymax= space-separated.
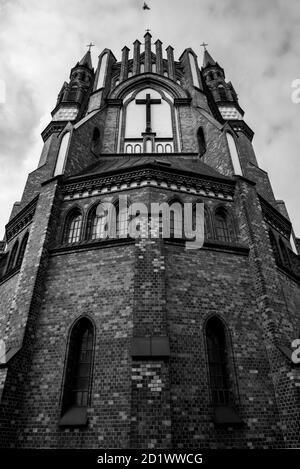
xmin=155 ymin=39 xmax=163 ymax=75
xmin=203 ymin=49 xmax=216 ymax=68
xmin=144 ymin=31 xmax=152 ymax=73
xmin=78 ymin=50 xmax=93 ymax=69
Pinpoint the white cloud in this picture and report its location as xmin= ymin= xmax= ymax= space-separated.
xmin=0 ymin=0 xmax=299 ymax=237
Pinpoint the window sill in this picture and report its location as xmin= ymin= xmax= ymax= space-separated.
xmin=59 ymin=406 xmax=88 ymax=427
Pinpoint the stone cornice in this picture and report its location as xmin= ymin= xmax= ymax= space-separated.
xmin=5 ymin=196 xmax=39 ymax=243
xmin=62 ymin=165 xmax=236 ymax=201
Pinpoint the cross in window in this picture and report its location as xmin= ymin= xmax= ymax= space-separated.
xmin=135 ymin=93 xmax=161 ymax=133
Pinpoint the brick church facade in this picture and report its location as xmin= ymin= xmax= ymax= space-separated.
xmin=0 ymin=33 xmax=299 ymax=448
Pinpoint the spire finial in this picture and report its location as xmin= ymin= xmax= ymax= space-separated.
xmin=200 ymin=42 xmax=208 ymax=51
xmin=86 ymin=42 xmax=95 ymax=52
xmin=145 ymin=28 xmax=151 ymax=34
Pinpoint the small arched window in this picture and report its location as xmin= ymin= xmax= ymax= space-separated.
xmin=215 ymin=208 xmax=230 ymax=243
xmin=140 ymin=63 xmax=145 ymax=73
xmin=6 ymin=240 xmax=19 ymax=273
xmin=269 ymin=230 xmax=281 ymax=264
xmin=16 ymin=232 xmax=29 ymax=268
xmin=197 ymin=127 xmax=206 ymax=157
xmin=206 ymin=316 xmax=231 ymax=405
xmin=60 ymin=317 xmax=94 ymax=426
xmin=165 ymin=144 xmax=172 ymax=153
xmin=134 ymin=144 xmax=141 ymax=153
xmin=86 ymin=205 xmax=106 ymax=240
xmin=170 ymin=201 xmax=183 ymax=238
xmin=152 ymin=63 xmax=156 ymax=73
xmin=91 ymin=127 xmax=101 ymax=153
xmin=218 ymin=85 xmax=227 ymax=101
xmin=279 ymin=238 xmax=291 ymax=270
xmin=157 ymin=144 xmax=164 ymax=153
xmin=126 ymin=144 xmax=133 ymax=154
xmin=64 ymin=209 xmax=82 ymax=244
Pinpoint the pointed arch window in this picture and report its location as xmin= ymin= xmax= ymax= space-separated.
xmin=269 ymin=230 xmax=281 ymax=264
xmin=226 ymin=132 xmax=243 ymax=176
xmin=116 ymin=202 xmax=128 ymax=238
xmin=215 ymin=208 xmax=230 ymax=243
xmin=60 ymin=318 xmax=94 ymax=426
xmin=87 ymin=205 xmax=106 ymax=240
xmin=16 ymin=232 xmax=29 ymax=268
xmin=218 ymin=85 xmax=227 ymax=101
xmin=206 ymin=317 xmax=231 ymax=405
xmin=64 ymin=209 xmax=82 ymax=244
xmin=6 ymin=240 xmax=19 ymax=273
xmin=197 ymin=127 xmax=206 ymax=157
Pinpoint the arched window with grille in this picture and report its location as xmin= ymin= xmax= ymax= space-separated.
xmin=215 ymin=208 xmax=230 ymax=243
xmin=86 ymin=205 xmax=106 ymax=241
xmin=60 ymin=317 xmax=94 ymax=426
xmin=6 ymin=240 xmax=19 ymax=273
xmin=64 ymin=209 xmax=82 ymax=244
xmin=206 ymin=316 xmax=231 ymax=405
xmin=197 ymin=127 xmax=206 ymax=157
xmin=116 ymin=201 xmax=128 ymax=238
xmin=16 ymin=232 xmax=29 ymax=268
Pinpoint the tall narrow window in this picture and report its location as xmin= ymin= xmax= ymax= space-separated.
xmin=269 ymin=230 xmax=281 ymax=264
xmin=116 ymin=202 xmax=128 ymax=238
xmin=54 ymin=131 xmax=70 ymax=177
xmin=64 ymin=209 xmax=82 ymax=244
xmin=6 ymin=240 xmax=19 ymax=273
xmin=87 ymin=205 xmax=106 ymax=240
xmin=206 ymin=317 xmax=231 ymax=405
xmin=91 ymin=127 xmax=101 ymax=153
xmin=60 ymin=318 xmax=94 ymax=426
xmin=16 ymin=232 xmax=29 ymax=268
xmin=215 ymin=208 xmax=230 ymax=243
xmin=279 ymin=238 xmax=291 ymax=270
xmin=197 ymin=127 xmax=206 ymax=157
xmin=218 ymin=85 xmax=227 ymax=101
xmin=204 ymin=207 xmax=213 ymax=240
xmin=226 ymin=132 xmax=243 ymax=176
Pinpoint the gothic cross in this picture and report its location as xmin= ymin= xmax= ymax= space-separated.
xmin=145 ymin=28 xmax=151 ymax=33
xmin=200 ymin=42 xmax=208 ymax=51
xmin=135 ymin=93 xmax=161 ymax=133
xmin=86 ymin=42 xmax=95 ymax=52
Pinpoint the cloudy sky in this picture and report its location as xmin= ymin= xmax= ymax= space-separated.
xmin=0 ymin=0 xmax=299 ymax=238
